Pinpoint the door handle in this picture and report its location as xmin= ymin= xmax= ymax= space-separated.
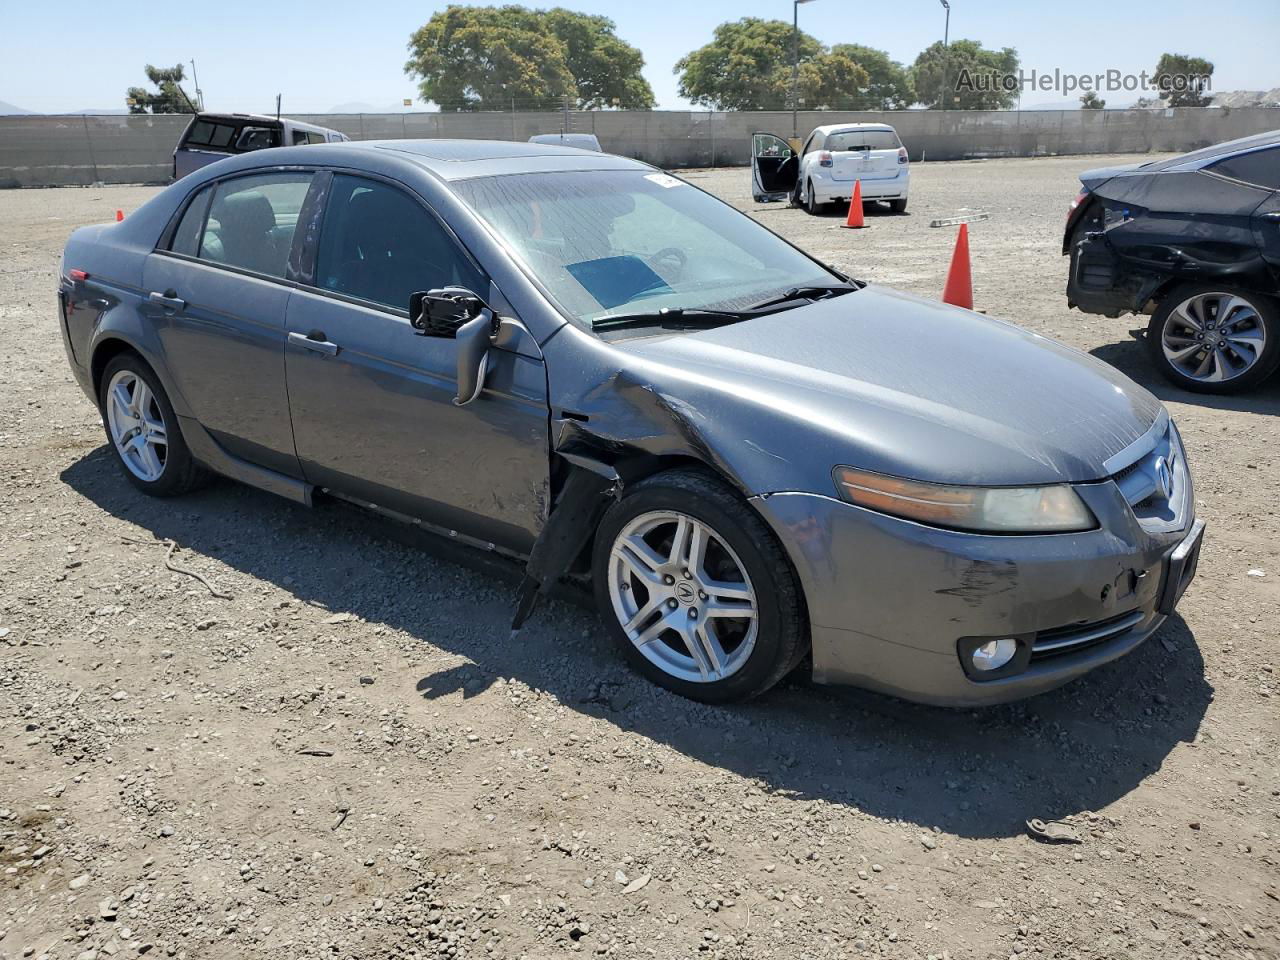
xmin=289 ymin=330 xmax=339 ymax=356
xmin=147 ymin=290 xmax=186 ymax=312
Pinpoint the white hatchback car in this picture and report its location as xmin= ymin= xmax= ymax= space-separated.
xmin=751 ymin=123 xmax=910 ymax=215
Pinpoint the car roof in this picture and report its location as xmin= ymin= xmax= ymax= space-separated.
xmin=811 ymin=123 xmax=897 ymax=136
xmin=1144 ymin=128 xmax=1280 ymax=171
xmin=363 ymin=139 xmax=645 ymax=179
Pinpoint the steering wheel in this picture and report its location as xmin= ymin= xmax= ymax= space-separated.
xmin=647 ymin=246 xmax=687 ymax=278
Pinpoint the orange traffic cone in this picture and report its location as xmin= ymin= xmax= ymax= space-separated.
xmin=842 ymin=180 xmax=865 ymax=229
xmin=941 ymin=223 xmax=973 ymax=309
xmin=115 ymin=209 xmax=124 ymax=222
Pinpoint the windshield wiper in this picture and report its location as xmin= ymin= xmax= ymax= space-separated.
xmin=592 ymin=307 xmax=749 ymax=332
xmin=744 ymin=283 xmax=857 ymax=311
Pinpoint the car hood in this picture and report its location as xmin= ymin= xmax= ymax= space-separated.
xmin=610 ymin=285 xmax=1163 ymax=488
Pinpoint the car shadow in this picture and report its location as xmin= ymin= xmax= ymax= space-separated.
xmin=61 ymin=448 xmax=1212 ymax=840
xmin=1090 ymin=333 xmax=1280 ymax=415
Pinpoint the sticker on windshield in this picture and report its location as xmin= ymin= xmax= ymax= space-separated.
xmin=644 ymin=173 xmax=685 ymax=189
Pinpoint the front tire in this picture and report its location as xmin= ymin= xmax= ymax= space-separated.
xmin=889 ymin=197 xmax=908 ymax=214
xmin=592 ymin=468 xmax=808 ymax=703
xmin=99 ymin=352 xmax=209 ymax=496
xmin=1146 ymin=285 xmax=1280 ymax=394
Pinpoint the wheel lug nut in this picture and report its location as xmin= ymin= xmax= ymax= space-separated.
xmin=667 ymin=598 xmax=678 ymax=609
xmin=663 ymin=574 xmax=674 ymax=585
xmin=698 ymin=591 xmax=707 ymax=601
xmin=682 ymin=569 xmax=691 ymax=579
xmin=688 ymin=609 xmax=697 ymax=619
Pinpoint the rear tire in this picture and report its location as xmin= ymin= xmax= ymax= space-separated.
xmin=592 ymin=468 xmax=808 ymax=704
xmin=99 ymin=352 xmax=209 ymax=496
xmin=1146 ymin=284 xmax=1280 ymax=394
xmin=889 ymin=197 xmax=908 ymax=214
xmin=804 ymin=180 xmax=825 ymax=216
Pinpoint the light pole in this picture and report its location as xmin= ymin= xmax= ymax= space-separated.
xmin=791 ymin=0 xmax=818 ymax=138
xmin=938 ymin=0 xmax=951 ymax=111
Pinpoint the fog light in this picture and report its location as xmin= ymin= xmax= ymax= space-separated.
xmin=971 ymin=638 xmax=1018 ymax=672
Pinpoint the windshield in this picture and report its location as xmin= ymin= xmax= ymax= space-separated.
xmin=452 ymin=170 xmax=838 ymax=326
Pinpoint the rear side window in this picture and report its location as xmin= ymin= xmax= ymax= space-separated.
xmin=183 ymin=119 xmax=237 ymax=149
xmin=314 ymin=174 xmax=485 ymax=312
xmin=170 ymin=186 xmax=214 ymax=256
xmin=827 ymin=130 xmax=901 ymax=151
xmin=1209 ymin=148 xmax=1280 ymax=190
xmin=235 ymin=126 xmax=281 ymax=151
xmin=196 ymin=173 xmax=314 ymax=278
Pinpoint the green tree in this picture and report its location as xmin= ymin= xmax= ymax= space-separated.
xmin=796 ymin=51 xmax=871 ymax=110
xmin=404 ymin=5 xmax=654 ymax=111
xmin=1153 ymin=53 xmax=1214 ymax=107
xmin=675 ymin=18 xmax=822 ymax=111
xmin=1080 ymin=90 xmax=1106 ymax=109
xmin=910 ymin=39 xmax=1020 ymax=110
xmin=829 ymin=44 xmax=914 ymax=109
xmin=126 ymin=64 xmax=197 ymax=115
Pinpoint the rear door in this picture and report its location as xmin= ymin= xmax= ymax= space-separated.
xmin=143 ymin=169 xmax=315 ymax=476
xmin=751 ymin=133 xmax=798 ymax=202
xmin=283 ymin=171 xmax=551 ymax=552
xmin=826 ymin=128 xmax=901 ymax=182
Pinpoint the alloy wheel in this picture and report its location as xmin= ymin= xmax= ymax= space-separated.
xmin=606 ymin=510 xmax=758 ymax=684
xmin=105 ymin=370 xmax=168 ymax=482
xmin=1161 ymin=291 xmax=1267 ymax=384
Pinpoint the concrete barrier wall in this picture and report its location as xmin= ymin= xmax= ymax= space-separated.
xmin=1 ymin=108 xmax=1276 ymax=187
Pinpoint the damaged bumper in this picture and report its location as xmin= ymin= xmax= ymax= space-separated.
xmin=751 ymin=485 xmax=1202 ymax=707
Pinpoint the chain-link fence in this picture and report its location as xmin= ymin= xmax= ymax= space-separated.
xmin=1 ymin=107 xmax=1276 ymax=188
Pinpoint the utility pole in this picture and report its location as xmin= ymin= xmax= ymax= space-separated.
xmin=939 ymin=0 xmax=951 ymax=111
xmin=189 ymin=58 xmax=204 ymax=111
xmin=790 ymin=0 xmax=818 ymax=138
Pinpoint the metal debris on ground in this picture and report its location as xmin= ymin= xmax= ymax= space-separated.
xmin=1026 ymin=818 xmax=1084 ymax=844
xmin=121 ymin=536 xmax=232 ymax=599
xmin=930 ymin=212 xmax=991 ymax=228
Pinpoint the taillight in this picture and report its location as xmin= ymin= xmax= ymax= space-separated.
xmin=68 ymin=269 xmax=89 ymax=282
xmin=818 ymin=150 xmax=833 ymax=168
xmin=1067 ymin=189 xmax=1089 ymax=224
xmin=897 ymin=147 xmax=908 ymax=164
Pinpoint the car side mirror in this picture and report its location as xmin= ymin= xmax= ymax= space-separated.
xmin=409 ymin=287 xmax=499 ymax=406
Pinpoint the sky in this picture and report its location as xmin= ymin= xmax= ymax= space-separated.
xmin=2 ymin=0 xmax=1278 ymax=114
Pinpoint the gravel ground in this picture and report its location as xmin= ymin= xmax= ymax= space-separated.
xmin=1 ymin=156 xmax=1277 ymax=960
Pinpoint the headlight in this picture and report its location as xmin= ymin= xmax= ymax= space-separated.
xmin=832 ymin=466 xmax=1097 ymax=534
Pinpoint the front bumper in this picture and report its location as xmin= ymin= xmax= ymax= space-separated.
xmin=751 ymin=482 xmax=1202 ymax=707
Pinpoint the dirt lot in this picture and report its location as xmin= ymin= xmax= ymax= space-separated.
xmin=1 ymin=156 xmax=1277 ymax=960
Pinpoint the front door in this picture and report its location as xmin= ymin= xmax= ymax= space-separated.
xmin=284 ymin=172 xmax=550 ymax=553
xmin=143 ymin=170 xmax=315 ymax=476
xmin=751 ymin=133 xmax=798 ymax=202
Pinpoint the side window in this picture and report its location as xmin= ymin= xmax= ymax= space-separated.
xmin=308 ymin=132 xmax=328 ymax=144
xmin=235 ymin=126 xmax=281 ymax=152
xmin=170 ymin=185 xmax=213 ymax=256
xmin=1209 ymin=148 xmax=1280 ymax=190
xmin=200 ymin=172 xmax=314 ymax=278
xmin=291 ymin=130 xmax=309 ymax=146
xmin=801 ymin=134 xmax=817 ymax=156
xmin=314 ymin=174 xmax=485 ymax=312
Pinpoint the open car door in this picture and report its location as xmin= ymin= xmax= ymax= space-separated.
xmin=751 ymin=132 xmax=798 ymax=203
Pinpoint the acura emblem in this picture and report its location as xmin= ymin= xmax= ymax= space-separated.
xmin=1153 ymin=456 xmax=1174 ymax=501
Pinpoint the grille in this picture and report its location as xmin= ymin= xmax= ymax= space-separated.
xmin=1030 ymin=609 xmax=1144 ymax=662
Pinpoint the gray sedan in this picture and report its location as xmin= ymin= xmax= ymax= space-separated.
xmin=57 ymin=139 xmax=1204 ymax=706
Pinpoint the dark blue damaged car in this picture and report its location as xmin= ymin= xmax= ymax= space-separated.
xmin=59 ymin=139 xmax=1204 ymax=706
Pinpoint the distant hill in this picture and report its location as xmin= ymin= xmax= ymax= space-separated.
xmin=1212 ymin=88 xmax=1280 ymax=108
xmin=0 ymin=100 xmax=34 ymax=115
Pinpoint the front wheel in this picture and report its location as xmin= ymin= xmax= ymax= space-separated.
xmin=592 ymin=469 xmax=808 ymax=703
xmin=889 ymin=197 xmax=908 ymax=214
xmin=1147 ymin=285 xmax=1280 ymax=394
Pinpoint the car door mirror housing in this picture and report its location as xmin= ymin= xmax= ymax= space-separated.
xmin=410 ymin=287 xmax=488 ymax=338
